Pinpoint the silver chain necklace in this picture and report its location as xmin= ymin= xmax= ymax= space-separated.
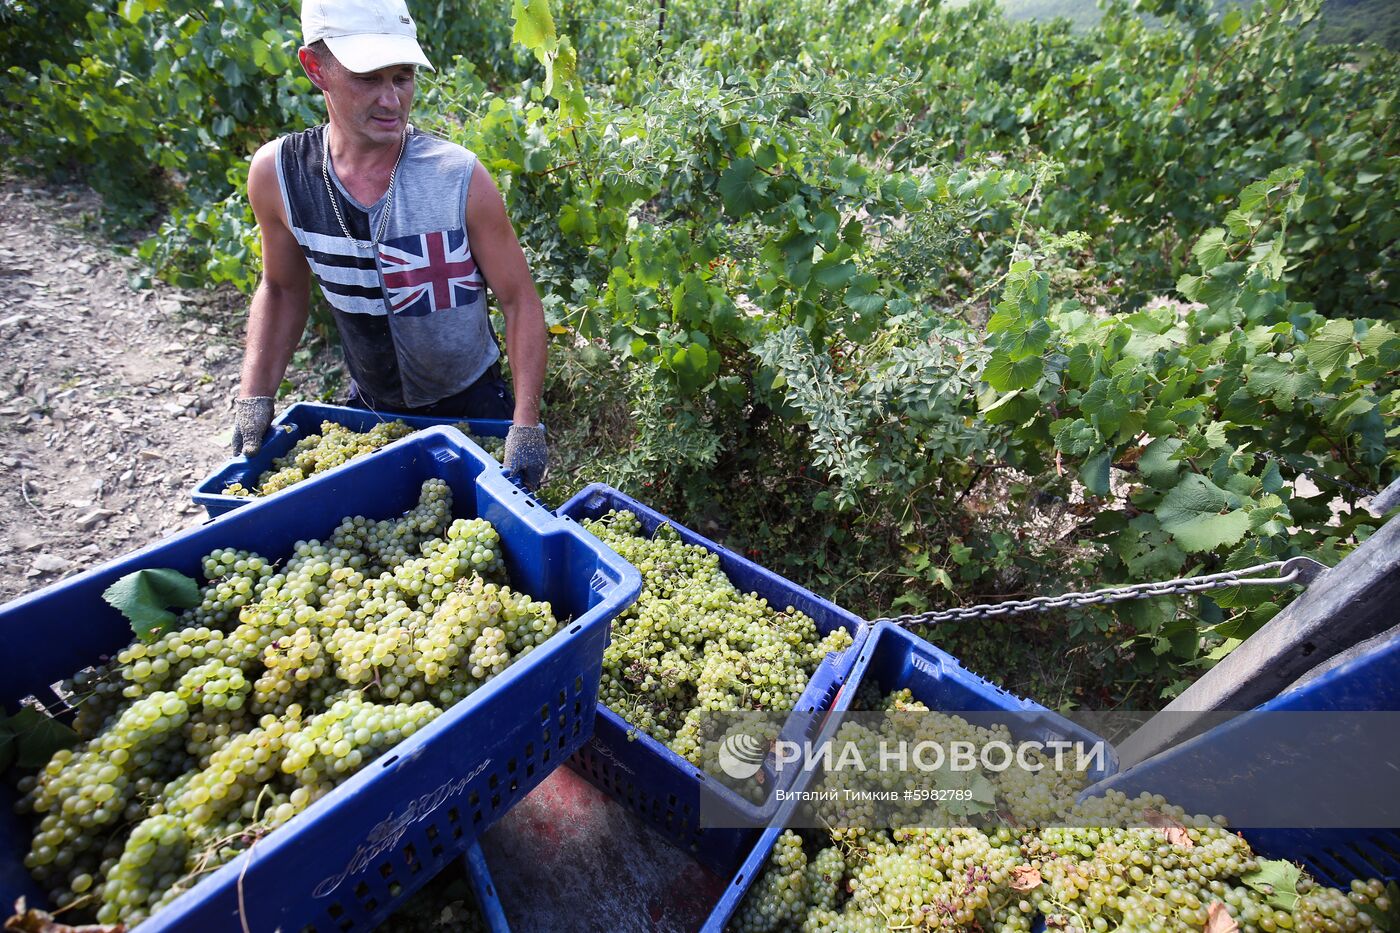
xmin=321 ymin=124 xmax=407 ymax=251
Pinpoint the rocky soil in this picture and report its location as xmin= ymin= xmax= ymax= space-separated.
xmin=0 ymin=181 xmax=333 ymax=602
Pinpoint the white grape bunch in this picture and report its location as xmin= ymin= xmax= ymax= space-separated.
xmin=582 ymin=509 xmax=854 ymax=767
xmin=222 ymin=418 xmax=505 ymax=497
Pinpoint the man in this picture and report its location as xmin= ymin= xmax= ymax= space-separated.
xmin=231 ymin=0 xmax=548 ymax=488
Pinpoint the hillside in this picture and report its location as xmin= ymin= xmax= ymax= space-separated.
xmin=982 ymin=0 xmax=1400 ymax=47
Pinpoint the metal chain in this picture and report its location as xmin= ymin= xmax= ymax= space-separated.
xmin=322 ymin=124 xmax=406 ymax=251
xmin=1257 ymin=451 xmax=1378 ymax=500
xmin=877 ymin=556 xmax=1327 ymax=627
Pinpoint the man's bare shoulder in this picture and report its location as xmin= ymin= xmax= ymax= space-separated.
xmin=247 ymin=139 xmax=289 ymax=228
xmin=248 ymin=139 xmax=282 ymax=191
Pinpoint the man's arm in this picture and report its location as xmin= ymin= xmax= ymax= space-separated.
xmin=466 ymin=162 xmax=546 ymax=426
xmin=239 ymin=141 xmax=312 ymax=400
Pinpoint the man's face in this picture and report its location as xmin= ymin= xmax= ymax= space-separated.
xmin=303 ymin=47 xmax=416 ymax=147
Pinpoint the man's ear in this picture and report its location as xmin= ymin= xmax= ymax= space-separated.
xmin=299 ymin=46 xmax=327 ymax=91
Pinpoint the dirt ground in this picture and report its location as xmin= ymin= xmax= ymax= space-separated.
xmin=0 ymin=180 xmax=331 ymax=602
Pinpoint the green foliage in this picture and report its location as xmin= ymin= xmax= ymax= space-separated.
xmin=101 ymin=568 xmax=202 ymax=642
xmin=1241 ymin=859 xmax=1305 ymax=912
xmin=983 ymin=171 xmax=1397 ymax=653
xmin=0 ymin=0 xmax=92 ymax=74
xmin=1 ymin=0 xmax=314 ymax=230
xmin=4 ymin=0 xmax=1396 ymax=707
xmin=0 ymin=707 xmax=80 ymax=776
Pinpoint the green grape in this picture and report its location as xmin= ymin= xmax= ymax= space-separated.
xmin=452 ymin=422 xmax=506 ymax=459
xmin=583 ymin=509 xmax=853 ymax=768
xmin=224 ymin=420 xmax=414 ymax=497
xmin=165 ymin=716 xmax=301 ymax=829
xmin=734 ymin=830 xmax=809 ymax=933
xmin=16 ymin=480 xmax=561 ymax=927
xmin=280 ymin=693 xmax=440 ymax=789
xmin=729 ymin=694 xmax=1387 ymax=933
xmin=96 ymin=814 xmax=190 ymax=926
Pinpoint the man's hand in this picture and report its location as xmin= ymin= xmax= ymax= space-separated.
xmin=503 ymin=424 xmax=548 ymax=490
xmin=231 ymin=397 xmax=275 ymax=457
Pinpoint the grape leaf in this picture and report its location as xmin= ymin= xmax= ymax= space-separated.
xmin=684 ymin=344 xmax=709 ymax=373
xmin=1240 ymin=859 xmax=1302 ymax=911
xmin=1143 ymin=807 xmax=1195 ymax=848
xmin=1156 ymin=474 xmax=1252 ymax=553
xmin=4 ymin=707 xmax=79 ymax=770
xmin=844 ymin=290 xmax=885 ymax=317
xmin=718 ymin=159 xmax=766 ymax=217
xmin=930 ymin=767 xmax=997 ymax=817
xmin=1079 ymin=377 xmax=1121 ymax=417
xmin=1139 ymin=437 xmax=1185 ymax=487
xmin=985 ymin=352 xmax=1043 ymax=391
xmin=1079 ymin=450 xmax=1113 ymax=497
xmin=987 ymin=303 xmax=1051 ymax=361
xmin=1192 ymin=228 xmax=1229 ymax=271
xmin=510 ymin=0 xmax=557 ymax=57
xmin=1053 ymin=419 xmax=1097 ymax=456
xmin=982 ymin=390 xmax=1037 ymax=426
xmin=101 ymin=568 xmax=200 ymax=642
xmin=1246 ymin=357 xmax=1320 ymax=408
xmin=543 ymin=35 xmax=576 ymax=98
xmin=1360 ymin=322 xmax=1398 ymax=358
xmin=1305 ymin=319 xmax=1356 ymax=376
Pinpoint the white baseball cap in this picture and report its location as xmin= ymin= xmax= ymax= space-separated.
xmin=302 ymin=0 xmax=435 ymax=74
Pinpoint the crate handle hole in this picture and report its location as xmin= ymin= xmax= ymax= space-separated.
xmin=381 ymin=755 xmax=400 ymax=768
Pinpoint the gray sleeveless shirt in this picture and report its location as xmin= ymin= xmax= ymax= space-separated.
xmin=274 ymin=124 xmax=499 ymax=409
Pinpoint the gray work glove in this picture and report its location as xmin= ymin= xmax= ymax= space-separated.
xmin=503 ymin=423 xmax=548 ymax=490
xmin=231 ymin=396 xmax=275 ymax=457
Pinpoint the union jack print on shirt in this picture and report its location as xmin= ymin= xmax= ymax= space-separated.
xmin=378 ymin=228 xmax=483 ymax=317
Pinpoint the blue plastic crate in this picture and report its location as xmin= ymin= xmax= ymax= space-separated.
xmin=374 ymin=842 xmax=508 ymax=932
xmin=1 ymin=428 xmax=641 ymax=933
xmin=556 ymin=484 xmax=871 ymax=876
xmin=1086 ymin=628 xmax=1400 ymax=888
xmin=462 ymin=843 xmax=510 ymax=933
xmin=702 ymin=621 xmax=1118 ymax=932
xmin=193 ymin=401 xmax=514 ymax=517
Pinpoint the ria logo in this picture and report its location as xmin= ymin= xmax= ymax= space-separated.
xmin=717 ymin=731 xmax=768 ymax=780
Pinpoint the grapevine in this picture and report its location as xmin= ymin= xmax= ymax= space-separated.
xmin=222 ymin=420 xmax=507 ymax=498
xmin=582 ymin=509 xmax=854 ymax=766
xmin=11 ymin=479 xmax=560 ymax=928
